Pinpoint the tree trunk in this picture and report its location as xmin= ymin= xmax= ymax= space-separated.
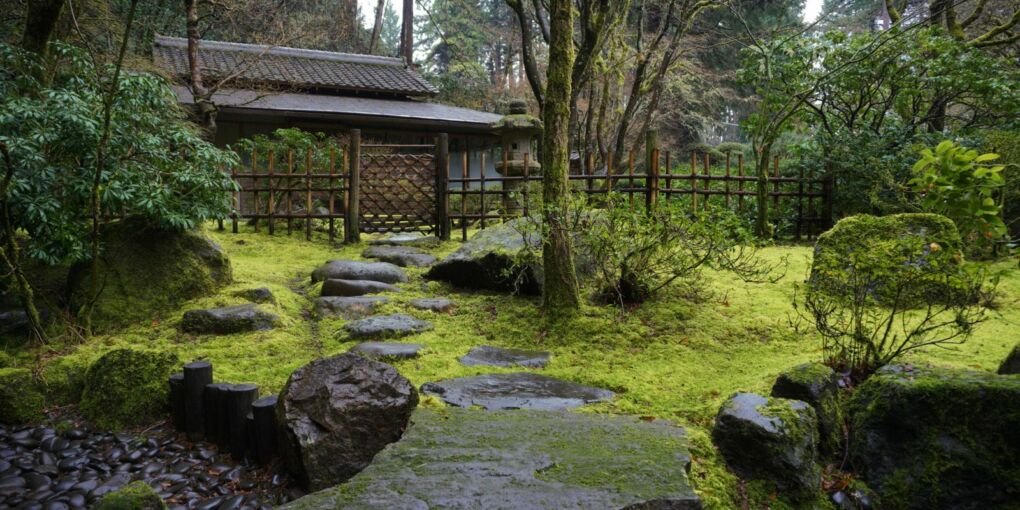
xmin=0 ymin=143 xmax=45 ymax=343
xmin=754 ymin=143 xmax=772 ymax=238
xmin=21 ymin=0 xmax=65 ymax=55
xmin=369 ymin=0 xmax=386 ymax=54
xmin=541 ymin=0 xmax=580 ymax=317
xmin=184 ymin=0 xmax=217 ymax=139
xmin=400 ymin=0 xmax=413 ymax=64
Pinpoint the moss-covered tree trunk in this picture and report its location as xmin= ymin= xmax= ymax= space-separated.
xmin=20 ymin=0 xmax=65 ymax=56
xmin=540 ymin=0 xmax=581 ymax=317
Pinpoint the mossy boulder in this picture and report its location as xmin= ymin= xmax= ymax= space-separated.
xmin=426 ymin=219 xmax=542 ymax=294
xmin=80 ymin=349 xmax=179 ymax=430
xmin=997 ymin=343 xmax=1020 ymax=375
xmin=68 ymin=221 xmax=231 ymax=331
xmin=809 ymin=214 xmax=966 ymax=306
xmin=771 ymin=362 xmax=844 ymax=456
xmin=40 ymin=355 xmax=91 ymax=405
xmin=0 ymin=368 xmax=45 ymax=424
xmin=94 ymin=480 xmax=167 ymax=510
xmin=848 ymin=364 xmax=1020 ymax=509
xmin=712 ymin=392 xmax=821 ymax=501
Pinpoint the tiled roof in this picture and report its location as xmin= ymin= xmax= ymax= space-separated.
xmin=153 ymin=35 xmax=438 ymax=97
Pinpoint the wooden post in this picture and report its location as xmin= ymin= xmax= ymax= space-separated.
xmin=183 ymin=361 xmax=212 ymax=441
xmin=724 ymin=153 xmax=731 ymax=209
xmin=690 ymin=151 xmax=698 ymax=212
xmin=480 ymin=152 xmax=487 ymax=230
xmin=737 ymin=153 xmax=745 ymax=211
xmin=522 ymin=152 xmax=531 ymax=218
xmin=305 ymin=148 xmax=313 ymax=241
xmin=645 ymin=130 xmax=659 ymax=212
xmin=461 ymin=151 xmax=469 ymax=241
xmin=328 ymin=147 xmax=336 ymax=244
xmin=807 ymin=167 xmax=816 ymax=238
xmin=203 ymin=382 xmax=229 ymax=447
xmin=252 ymin=148 xmax=260 ymax=233
xmin=267 ymin=150 xmax=275 ymax=235
xmin=664 ymin=150 xmax=671 ymax=198
xmin=606 ymin=151 xmax=614 ymax=193
xmin=168 ymin=373 xmax=184 ymax=432
xmin=772 ymin=155 xmax=780 ymax=212
xmin=702 ymin=152 xmax=710 ymax=208
xmin=230 ymin=164 xmax=239 ymax=234
xmin=628 ymin=150 xmax=635 ymax=208
xmin=436 ymin=133 xmax=450 ymax=240
xmin=286 ymin=150 xmax=294 ymax=235
xmin=251 ymin=395 xmax=278 ymax=465
xmin=796 ymin=165 xmax=805 ymax=241
xmin=346 ymin=129 xmax=361 ymax=244
xmin=225 ymin=383 xmax=259 ymax=460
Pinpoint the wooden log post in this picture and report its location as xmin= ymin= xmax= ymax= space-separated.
xmin=796 ymin=165 xmax=805 ymax=241
xmin=435 ymin=133 xmax=450 ymax=240
xmin=251 ymin=395 xmax=278 ymax=464
xmin=168 ymin=373 xmax=184 ymax=432
xmin=345 ymin=129 xmax=361 ymax=243
xmin=267 ymin=150 xmax=276 ymax=235
xmin=230 ymin=163 xmax=239 ymax=234
xmin=306 ymin=148 xmax=313 ymax=241
xmin=724 ymin=153 xmax=731 ymax=209
xmin=203 ymin=382 xmax=230 ymax=448
xmin=183 ymin=361 xmax=212 ymax=441
xmin=690 ymin=151 xmax=698 ymax=212
xmin=252 ymin=148 xmax=260 ymax=233
xmin=286 ymin=150 xmax=294 ymax=235
xmin=737 ymin=153 xmax=745 ymax=212
xmin=225 ymin=383 xmax=259 ymax=460
xmin=329 ymin=147 xmax=337 ymax=244
xmin=645 ymin=130 xmax=659 ymax=212
xmin=480 ymin=152 xmax=487 ymax=230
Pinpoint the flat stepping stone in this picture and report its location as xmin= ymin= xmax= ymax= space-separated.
xmin=280 ymin=408 xmax=701 ymax=510
xmin=314 ymin=296 xmax=388 ymax=319
xmin=362 ymin=246 xmax=437 ymax=267
xmin=369 ymin=232 xmax=442 ymax=248
xmin=321 ymin=279 xmax=400 ymax=297
xmin=460 ymin=345 xmax=550 ymax=368
xmin=421 ymin=373 xmax=614 ymax=411
xmin=311 ymin=260 xmax=407 ymax=284
xmin=181 ymin=304 xmax=278 ymax=334
xmin=343 ymin=314 xmax=433 ymax=339
xmin=348 ymin=342 xmax=425 ymax=360
xmin=409 ymin=297 xmax=456 ymax=313
xmin=233 ymin=286 xmax=274 ymax=303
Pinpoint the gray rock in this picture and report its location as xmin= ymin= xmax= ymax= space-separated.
xmin=712 ymin=393 xmax=820 ymax=500
xmin=313 ymin=296 xmax=388 ymax=320
xmin=459 ymin=345 xmax=550 ymax=368
xmin=998 ymin=343 xmax=1020 ymax=375
xmin=348 ymin=342 xmax=425 ymax=360
xmin=408 ymin=297 xmax=456 ymax=313
xmin=421 ymin=373 xmax=614 ymax=411
xmin=368 ymin=232 xmax=442 ymax=248
xmin=279 ymin=408 xmax=702 ymax=510
xmin=234 ymin=287 xmax=274 ymax=303
xmin=425 ymin=219 xmax=542 ymax=294
xmin=343 ymin=314 xmax=432 ymax=339
xmin=320 ymin=279 xmax=400 ymax=297
xmin=181 ymin=304 xmax=278 ymax=334
xmin=276 ymin=353 xmax=419 ymax=491
xmin=0 ymin=310 xmax=31 ymax=337
xmin=771 ymin=362 xmax=844 ymax=456
xmin=310 ymin=260 xmax=407 ymax=284
xmin=361 ymin=246 xmax=437 ymax=267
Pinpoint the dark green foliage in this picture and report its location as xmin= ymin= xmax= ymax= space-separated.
xmin=94 ymin=480 xmax=167 ymax=510
xmin=804 ymin=214 xmax=992 ymax=376
xmin=982 ymin=130 xmax=1020 ymax=241
xmin=0 ymin=367 xmax=44 ymax=424
xmin=79 ymin=348 xmax=179 ymax=430
xmin=580 ymin=197 xmax=780 ymax=304
xmin=66 ymin=221 xmax=232 ymax=331
xmin=848 ymin=364 xmax=1020 ymax=509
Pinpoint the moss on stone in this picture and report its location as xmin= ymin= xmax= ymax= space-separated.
xmin=94 ymin=480 xmax=167 ymax=510
xmin=0 ymin=368 xmax=45 ymax=424
xmin=997 ymin=343 xmax=1020 ymax=374
xmin=41 ymin=354 xmax=93 ymax=406
xmin=771 ymin=363 xmax=845 ymax=457
xmin=0 ymin=351 xmax=16 ymax=368
xmin=79 ymin=348 xmax=179 ymax=430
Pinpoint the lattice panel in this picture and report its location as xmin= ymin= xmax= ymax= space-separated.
xmin=360 ymin=151 xmax=437 ymax=233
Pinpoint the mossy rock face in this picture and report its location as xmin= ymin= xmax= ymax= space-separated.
xmin=40 ymin=355 xmax=91 ymax=406
xmin=79 ymin=349 xmax=179 ymax=430
xmin=68 ymin=220 xmax=231 ymax=331
xmin=848 ymin=364 xmax=1020 ymax=509
xmin=771 ymin=362 xmax=845 ymax=457
xmin=997 ymin=344 xmax=1020 ymax=375
xmin=0 ymin=368 xmax=45 ymax=424
xmin=426 ymin=219 xmax=542 ymax=294
xmin=809 ymin=214 xmax=966 ymax=306
xmin=712 ymin=392 xmax=821 ymax=501
xmin=94 ymin=480 xmax=167 ymax=510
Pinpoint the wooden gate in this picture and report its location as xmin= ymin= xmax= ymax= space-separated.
xmin=358 ymin=142 xmax=438 ymax=234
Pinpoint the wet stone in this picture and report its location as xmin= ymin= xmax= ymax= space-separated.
xmin=459 ymin=345 xmax=551 ymax=368
xmin=181 ymin=304 xmax=278 ymax=335
xmin=313 ymin=296 xmax=387 ymax=320
xmin=367 ymin=233 xmax=442 ymax=249
xmin=408 ymin=297 xmax=456 ymax=313
xmin=348 ymin=342 xmax=425 ymax=361
xmin=421 ymin=373 xmax=615 ymax=411
xmin=343 ymin=314 xmax=433 ymax=339
xmin=361 ymin=246 xmax=437 ymax=267
xmin=320 ymin=279 xmax=399 ymax=297
xmin=310 ymin=260 xmax=407 ymax=284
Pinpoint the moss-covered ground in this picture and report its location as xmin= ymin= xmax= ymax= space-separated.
xmin=7 ymin=223 xmax=1019 ymax=509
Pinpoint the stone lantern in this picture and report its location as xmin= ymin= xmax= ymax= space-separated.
xmin=493 ymin=99 xmax=542 ymax=214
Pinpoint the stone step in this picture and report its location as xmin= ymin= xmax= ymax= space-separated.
xmin=311 ymin=260 xmax=407 ymax=284
xmin=361 ymin=246 xmax=437 ymax=268
xmin=321 ymin=279 xmax=399 ymax=297
xmin=343 ymin=314 xmax=433 ymax=339
xmin=459 ymin=345 xmax=550 ymax=368
xmin=181 ymin=304 xmax=278 ymax=335
xmin=313 ymin=296 xmax=388 ymax=320
xmin=348 ymin=342 xmax=425 ymax=361
xmin=421 ymin=373 xmax=613 ymax=411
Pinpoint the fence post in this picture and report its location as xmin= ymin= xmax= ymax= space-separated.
xmin=267 ymin=150 xmax=275 ymax=235
xmin=645 ymin=130 xmax=659 ymax=212
xmin=345 ymin=129 xmax=361 ymax=244
xmin=305 ymin=148 xmax=313 ymax=241
xmin=436 ymin=133 xmax=450 ymax=241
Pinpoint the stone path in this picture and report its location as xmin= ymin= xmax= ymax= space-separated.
xmin=459 ymin=345 xmax=550 ymax=368
xmin=348 ymin=342 xmax=425 ymax=360
xmin=344 ymin=314 xmax=433 ymax=339
xmin=279 ymin=408 xmax=701 ymax=510
xmin=421 ymin=373 xmax=615 ymax=411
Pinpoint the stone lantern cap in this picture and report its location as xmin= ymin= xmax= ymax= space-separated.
xmin=493 ymin=100 xmax=543 ymax=134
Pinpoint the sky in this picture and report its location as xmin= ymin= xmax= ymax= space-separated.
xmin=803 ymin=0 xmax=823 ymax=22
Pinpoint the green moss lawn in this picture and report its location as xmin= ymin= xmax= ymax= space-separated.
xmin=16 ymin=224 xmax=1020 ymax=509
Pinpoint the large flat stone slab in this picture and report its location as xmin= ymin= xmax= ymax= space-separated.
xmin=421 ymin=373 xmax=614 ymax=411
xmin=460 ymin=345 xmax=550 ymax=368
xmin=321 ymin=279 xmax=399 ymax=297
xmin=348 ymin=342 xmax=425 ymax=360
xmin=343 ymin=314 xmax=433 ymax=339
xmin=280 ymin=408 xmax=701 ymax=510
xmin=409 ymin=297 xmax=456 ymax=313
xmin=368 ymin=233 xmax=442 ymax=248
xmin=313 ymin=296 xmax=388 ymax=319
xmin=311 ymin=260 xmax=407 ymax=284
xmin=362 ymin=246 xmax=437 ymax=267
xmin=181 ymin=304 xmax=278 ymax=334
